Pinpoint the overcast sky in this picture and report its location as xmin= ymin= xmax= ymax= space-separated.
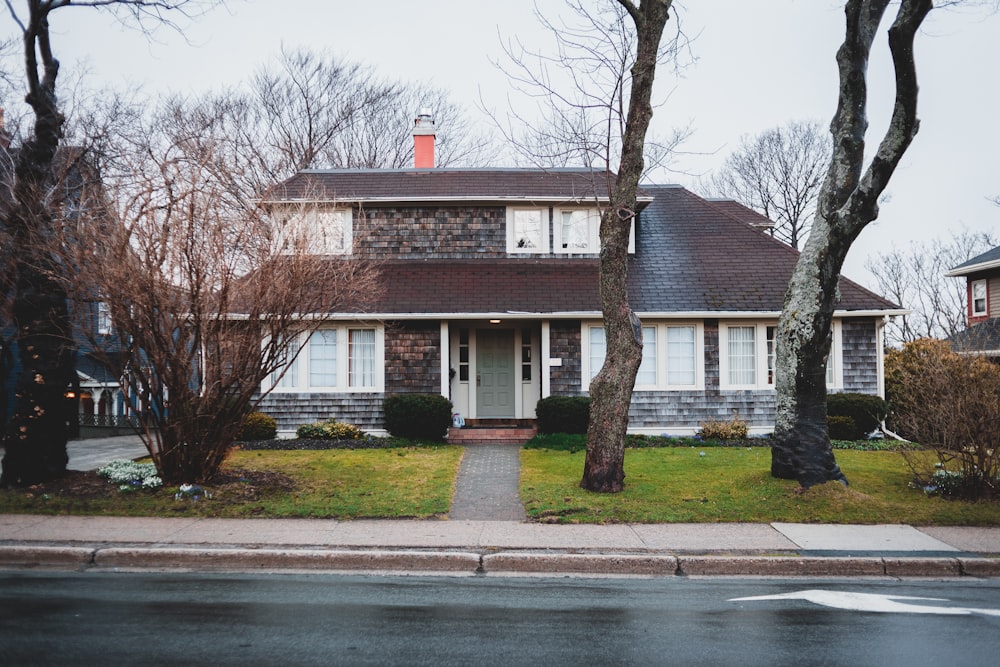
xmin=5 ymin=0 xmax=999 ymax=286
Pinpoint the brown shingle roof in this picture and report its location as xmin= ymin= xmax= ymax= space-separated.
xmin=273 ymin=168 xmax=639 ymax=203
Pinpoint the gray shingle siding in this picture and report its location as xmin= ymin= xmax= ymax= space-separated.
xmin=841 ymin=317 xmax=880 ymax=394
xmin=385 ymin=321 xmax=440 ymax=393
xmin=549 ymin=321 xmax=584 ymax=396
xmin=256 ymin=393 xmax=384 ymax=433
xmin=356 ymin=206 xmax=507 ymax=259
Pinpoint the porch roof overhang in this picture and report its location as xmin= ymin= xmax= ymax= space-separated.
xmin=310 ymin=308 xmax=910 ymax=321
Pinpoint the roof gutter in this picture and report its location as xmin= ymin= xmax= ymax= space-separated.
xmin=945 ymin=259 xmax=1000 ymax=277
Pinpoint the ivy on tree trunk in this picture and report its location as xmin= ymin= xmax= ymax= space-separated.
xmin=771 ymin=0 xmax=932 ymax=487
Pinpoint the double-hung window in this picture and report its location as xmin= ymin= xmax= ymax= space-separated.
xmin=721 ymin=321 xmax=840 ymax=390
xmin=507 ymin=208 xmax=547 ymax=253
xmin=275 ymin=207 xmax=352 ymax=255
xmin=554 ymin=208 xmax=600 ymax=253
xmin=972 ymin=279 xmax=988 ymax=317
xmin=268 ymin=325 xmax=382 ymax=392
xmin=583 ymin=322 xmax=703 ymax=390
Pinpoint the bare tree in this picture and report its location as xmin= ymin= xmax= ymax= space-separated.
xmin=708 ymin=120 xmax=830 ymax=249
xmin=771 ymin=0 xmax=933 ymax=488
xmin=0 ymin=0 xmax=216 ymax=486
xmin=497 ymin=0 xmax=680 ymax=493
xmin=866 ymin=229 xmax=998 ymax=345
xmin=64 ymin=107 xmax=380 ymax=483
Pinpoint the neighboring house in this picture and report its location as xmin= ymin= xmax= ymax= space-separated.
xmin=946 ymin=244 xmax=1000 ymax=360
xmin=0 ymin=123 xmax=130 ymax=433
xmin=256 ymin=116 xmax=902 ymax=437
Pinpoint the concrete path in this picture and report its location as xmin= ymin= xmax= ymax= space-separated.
xmin=67 ymin=435 xmax=148 ymax=472
xmin=449 ymin=444 xmax=526 ymax=521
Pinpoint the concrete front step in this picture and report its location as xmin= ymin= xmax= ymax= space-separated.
xmin=447 ymin=427 xmax=537 ymax=445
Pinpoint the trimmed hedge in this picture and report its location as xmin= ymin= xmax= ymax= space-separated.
xmin=827 ymin=392 xmax=887 ymax=440
xmin=238 ymin=412 xmax=278 ymax=441
xmin=535 ymin=396 xmax=590 ymax=434
xmin=383 ymin=393 xmax=453 ymax=442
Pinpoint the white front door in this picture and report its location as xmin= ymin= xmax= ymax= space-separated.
xmin=476 ymin=329 xmax=515 ymax=417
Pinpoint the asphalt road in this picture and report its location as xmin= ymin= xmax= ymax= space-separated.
xmin=2 ymin=572 xmax=999 ymax=666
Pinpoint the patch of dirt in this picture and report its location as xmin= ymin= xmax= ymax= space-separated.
xmin=12 ymin=468 xmax=297 ymax=506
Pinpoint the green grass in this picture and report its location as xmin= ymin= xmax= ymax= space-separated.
xmin=521 ymin=447 xmax=1000 ymax=525
xmin=0 ymin=446 xmax=463 ymax=519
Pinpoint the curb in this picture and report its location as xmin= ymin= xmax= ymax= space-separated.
xmin=1 ymin=545 xmax=998 ymax=577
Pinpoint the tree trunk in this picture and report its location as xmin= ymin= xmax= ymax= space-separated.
xmin=771 ymin=0 xmax=931 ymax=487
xmin=581 ymin=0 xmax=673 ymax=493
xmin=0 ymin=1 xmax=73 ymax=486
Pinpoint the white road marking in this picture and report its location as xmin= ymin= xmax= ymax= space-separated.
xmin=729 ymin=589 xmax=1000 ymax=616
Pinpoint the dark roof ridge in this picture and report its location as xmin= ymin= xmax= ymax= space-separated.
xmin=298 ymin=166 xmax=618 ymax=175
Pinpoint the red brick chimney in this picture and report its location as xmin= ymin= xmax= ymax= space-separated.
xmin=412 ymin=109 xmax=435 ymax=168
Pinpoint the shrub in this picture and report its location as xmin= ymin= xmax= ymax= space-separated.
xmin=238 ymin=412 xmax=278 ymax=441
xmin=888 ymin=338 xmax=1000 ymax=500
xmin=383 ymin=393 xmax=453 ymax=442
xmin=827 ymin=392 xmax=887 ymax=439
xmin=296 ymin=419 xmax=365 ymax=441
xmin=698 ymin=413 xmax=748 ymax=440
xmin=827 ymin=415 xmax=858 ymax=441
xmin=535 ymin=396 xmax=590 ymax=434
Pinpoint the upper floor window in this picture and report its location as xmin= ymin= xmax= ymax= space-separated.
xmin=582 ymin=321 xmax=703 ymax=391
xmin=555 ymin=208 xmax=600 ymax=253
xmin=972 ymin=279 xmax=988 ymax=317
xmin=97 ymin=302 xmax=112 ymax=336
xmin=275 ymin=208 xmax=352 ymax=255
xmin=507 ymin=208 xmax=547 ymax=253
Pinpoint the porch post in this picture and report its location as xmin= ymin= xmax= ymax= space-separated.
xmin=439 ymin=321 xmax=450 ymax=399
xmin=541 ymin=320 xmax=551 ymax=398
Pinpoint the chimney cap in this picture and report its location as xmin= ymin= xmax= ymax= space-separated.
xmin=413 ymin=109 xmax=436 ymax=136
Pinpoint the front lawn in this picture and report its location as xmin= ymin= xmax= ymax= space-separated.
xmin=520 ymin=447 xmax=1000 ymax=525
xmin=0 ymin=446 xmax=463 ymax=519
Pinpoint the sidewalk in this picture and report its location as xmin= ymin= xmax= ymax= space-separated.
xmin=2 ymin=436 xmax=995 ymax=577
xmin=2 ymin=514 xmax=998 ymax=577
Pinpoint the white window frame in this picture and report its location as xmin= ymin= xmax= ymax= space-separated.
xmin=720 ymin=320 xmax=841 ymax=390
xmin=581 ymin=321 xmax=704 ymax=391
xmin=553 ymin=207 xmax=600 ymax=254
xmin=267 ymin=324 xmax=384 ymax=393
xmin=274 ymin=207 xmax=353 ymax=255
xmin=97 ymin=302 xmax=112 ymax=335
xmin=506 ymin=207 xmax=548 ymax=254
xmin=972 ymin=279 xmax=988 ymax=317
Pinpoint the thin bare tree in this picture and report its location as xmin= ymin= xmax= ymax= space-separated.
xmin=771 ymin=0 xmax=933 ymax=488
xmin=708 ymin=120 xmax=831 ymax=249
xmin=496 ymin=0 xmax=682 ymax=492
xmin=866 ymin=229 xmax=998 ymax=345
xmin=64 ymin=106 xmax=380 ymax=483
xmin=0 ymin=0 xmax=216 ymax=487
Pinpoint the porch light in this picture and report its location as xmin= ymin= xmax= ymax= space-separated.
xmin=489 ymin=319 xmax=501 ymax=324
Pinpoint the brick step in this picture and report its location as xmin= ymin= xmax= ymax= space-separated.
xmin=447 ymin=426 xmax=537 ymax=445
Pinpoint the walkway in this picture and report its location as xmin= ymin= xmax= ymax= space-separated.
xmin=449 ymin=444 xmax=526 ymax=521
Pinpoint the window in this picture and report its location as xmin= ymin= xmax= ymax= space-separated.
xmin=588 ymin=326 xmax=606 ymax=381
xmin=349 ymin=329 xmax=376 ymax=388
xmin=582 ymin=322 xmax=703 ymax=390
xmin=972 ymin=279 xmax=988 ymax=317
xmin=555 ymin=208 xmax=600 ymax=253
xmin=276 ymin=208 xmax=352 ymax=255
xmin=720 ymin=321 xmax=841 ymax=390
xmin=637 ymin=326 xmax=657 ymax=386
xmin=666 ymin=325 xmax=696 ymax=386
xmin=268 ymin=325 xmax=382 ymax=392
xmin=521 ymin=328 xmax=533 ymax=382
xmin=458 ymin=328 xmax=470 ymax=382
xmin=508 ymin=208 xmax=547 ymax=253
xmin=308 ymin=330 xmax=338 ymax=387
xmin=97 ymin=302 xmax=112 ymax=335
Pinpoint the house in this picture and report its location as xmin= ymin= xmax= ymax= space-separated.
xmin=256 ymin=114 xmax=902 ymax=438
xmin=946 ymin=244 xmax=1000 ymax=360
